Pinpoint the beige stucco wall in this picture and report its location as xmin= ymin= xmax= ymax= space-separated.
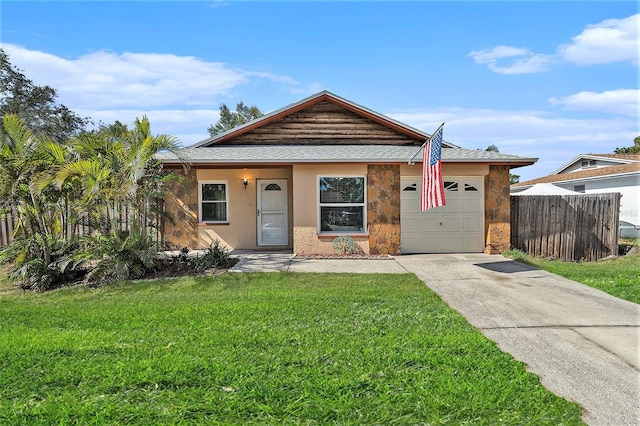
xmin=195 ymin=167 xmax=293 ymax=250
xmin=164 ymin=161 xmax=510 ymax=255
xmin=292 ymin=163 xmax=369 ymax=255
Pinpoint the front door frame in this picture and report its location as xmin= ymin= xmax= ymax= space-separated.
xmin=257 ymin=178 xmax=288 ymax=246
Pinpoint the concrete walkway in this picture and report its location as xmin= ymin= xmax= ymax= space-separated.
xmin=229 ymin=251 xmax=640 ymax=425
xmin=229 ymin=250 xmax=407 ymax=273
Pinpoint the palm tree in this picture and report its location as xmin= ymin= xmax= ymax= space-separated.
xmin=55 ymin=116 xmax=180 ymax=282
xmin=0 ymin=114 xmax=70 ymax=289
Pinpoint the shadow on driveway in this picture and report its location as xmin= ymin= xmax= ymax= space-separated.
xmin=474 ymin=260 xmax=538 ymax=274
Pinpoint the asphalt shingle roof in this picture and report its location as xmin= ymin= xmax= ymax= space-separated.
xmin=513 ymin=162 xmax=640 ymax=187
xmin=157 ymin=145 xmax=537 ymax=165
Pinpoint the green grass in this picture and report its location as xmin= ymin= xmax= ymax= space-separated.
xmin=504 ymin=250 xmax=640 ymax=304
xmin=0 ymin=273 xmax=583 ymax=425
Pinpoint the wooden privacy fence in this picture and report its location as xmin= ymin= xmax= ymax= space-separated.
xmin=0 ymin=202 xmax=166 ymax=250
xmin=0 ymin=212 xmax=14 ymax=248
xmin=510 ymin=193 xmax=620 ymax=262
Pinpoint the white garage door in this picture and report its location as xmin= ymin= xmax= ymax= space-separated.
xmin=400 ymin=176 xmax=484 ymax=253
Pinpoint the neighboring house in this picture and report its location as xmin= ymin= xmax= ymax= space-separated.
xmin=512 ymin=153 xmax=640 ymax=237
xmin=158 ymin=91 xmax=536 ymax=255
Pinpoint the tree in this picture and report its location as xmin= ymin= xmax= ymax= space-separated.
xmin=0 ymin=48 xmax=90 ymax=142
xmin=0 ymin=113 xmax=181 ymax=290
xmin=614 ymin=136 xmax=640 ymax=154
xmin=55 ymin=116 xmax=180 ymax=283
xmin=207 ymin=102 xmax=263 ymax=136
xmin=0 ymin=114 xmax=69 ymax=289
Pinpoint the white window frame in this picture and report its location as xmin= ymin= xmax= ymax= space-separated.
xmin=198 ymin=180 xmax=229 ymax=223
xmin=581 ymin=160 xmax=596 ymax=169
xmin=317 ymin=175 xmax=367 ymax=235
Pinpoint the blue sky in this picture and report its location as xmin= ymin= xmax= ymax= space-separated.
xmin=1 ymin=1 xmax=638 ymax=181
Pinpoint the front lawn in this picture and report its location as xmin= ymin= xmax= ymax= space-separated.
xmin=504 ymin=251 xmax=640 ymax=304
xmin=0 ymin=273 xmax=583 ymax=425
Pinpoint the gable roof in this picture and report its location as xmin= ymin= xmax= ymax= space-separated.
xmin=551 ymin=153 xmax=640 ymax=175
xmin=191 ymin=90 xmax=460 ymax=148
xmin=513 ymin=161 xmax=640 ymax=187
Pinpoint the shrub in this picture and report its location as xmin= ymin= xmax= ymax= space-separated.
xmin=190 ymin=240 xmax=233 ymax=271
xmin=0 ymin=236 xmax=83 ymax=291
xmin=332 ymin=235 xmax=361 ymax=254
xmin=78 ymin=230 xmax=158 ymax=285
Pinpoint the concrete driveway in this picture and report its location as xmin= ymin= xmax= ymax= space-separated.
xmin=230 ymin=251 xmax=639 ymax=424
xmin=394 ymin=253 xmax=640 ymax=426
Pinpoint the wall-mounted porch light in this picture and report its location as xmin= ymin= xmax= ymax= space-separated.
xmin=243 ymin=178 xmax=249 ymax=189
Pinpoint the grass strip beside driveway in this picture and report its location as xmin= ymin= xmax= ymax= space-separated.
xmin=0 ymin=273 xmax=583 ymax=425
xmin=505 ymin=251 xmax=640 ymax=304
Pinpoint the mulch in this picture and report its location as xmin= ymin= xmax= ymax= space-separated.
xmin=294 ymin=253 xmax=393 ymax=260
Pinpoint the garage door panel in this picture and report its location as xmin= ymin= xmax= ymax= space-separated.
xmin=439 ymin=198 xmax=462 ymax=212
xmin=463 ymin=198 xmax=482 ymax=213
xmin=462 ymin=214 xmax=483 ymax=231
xmin=400 ymin=176 xmax=484 ymax=253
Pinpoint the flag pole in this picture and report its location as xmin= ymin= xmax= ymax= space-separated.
xmin=408 ymin=122 xmax=445 ymax=165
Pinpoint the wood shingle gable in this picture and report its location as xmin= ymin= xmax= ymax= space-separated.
xmin=193 ymin=91 xmax=450 ymax=148
xmin=211 ymin=100 xmax=421 ymax=146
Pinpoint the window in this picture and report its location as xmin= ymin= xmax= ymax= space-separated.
xmin=199 ymin=182 xmax=228 ymax=222
xmin=318 ymin=177 xmax=365 ymax=233
xmin=581 ymin=160 xmax=596 ymax=169
xmin=444 ymin=181 xmax=458 ymax=191
xmin=403 ymin=183 xmax=417 ymax=191
xmin=573 ymin=184 xmax=585 ymax=193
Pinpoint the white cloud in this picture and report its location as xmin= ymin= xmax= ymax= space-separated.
xmin=1 ymin=43 xmax=295 ymax=109
xmin=2 ymin=44 xmax=635 ymax=181
xmin=388 ymin=107 xmax=637 ymax=181
xmin=468 ymin=46 xmax=554 ymax=74
xmin=470 ymin=14 xmax=639 ymax=73
xmin=76 ymin=108 xmax=221 ymax=146
xmin=549 ymin=89 xmax=640 ymax=116
xmin=558 ymin=14 xmax=639 ymax=66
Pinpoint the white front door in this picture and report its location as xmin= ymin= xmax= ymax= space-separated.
xmin=257 ymin=179 xmax=288 ymax=246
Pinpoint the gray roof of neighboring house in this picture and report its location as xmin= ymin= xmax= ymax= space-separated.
xmin=513 ymin=161 xmax=640 ymax=187
xmin=550 ymin=153 xmax=640 ymax=175
xmin=157 ymin=145 xmax=537 ymax=166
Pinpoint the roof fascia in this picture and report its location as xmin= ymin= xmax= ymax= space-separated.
xmin=541 ymin=171 xmax=640 ymax=186
xmin=514 ymin=170 xmax=640 ymax=187
xmin=160 ymin=158 xmax=537 ymax=166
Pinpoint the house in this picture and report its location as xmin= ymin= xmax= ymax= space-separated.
xmin=158 ymin=91 xmax=536 ymax=255
xmin=512 ymin=154 xmax=640 ymax=237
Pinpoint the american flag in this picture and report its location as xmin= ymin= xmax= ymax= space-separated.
xmin=420 ymin=123 xmax=445 ymax=211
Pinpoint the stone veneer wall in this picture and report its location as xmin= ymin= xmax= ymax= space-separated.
xmin=163 ymin=167 xmax=198 ymax=249
xmin=367 ymin=165 xmax=401 ymax=255
xmin=484 ymin=165 xmax=511 ymax=254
